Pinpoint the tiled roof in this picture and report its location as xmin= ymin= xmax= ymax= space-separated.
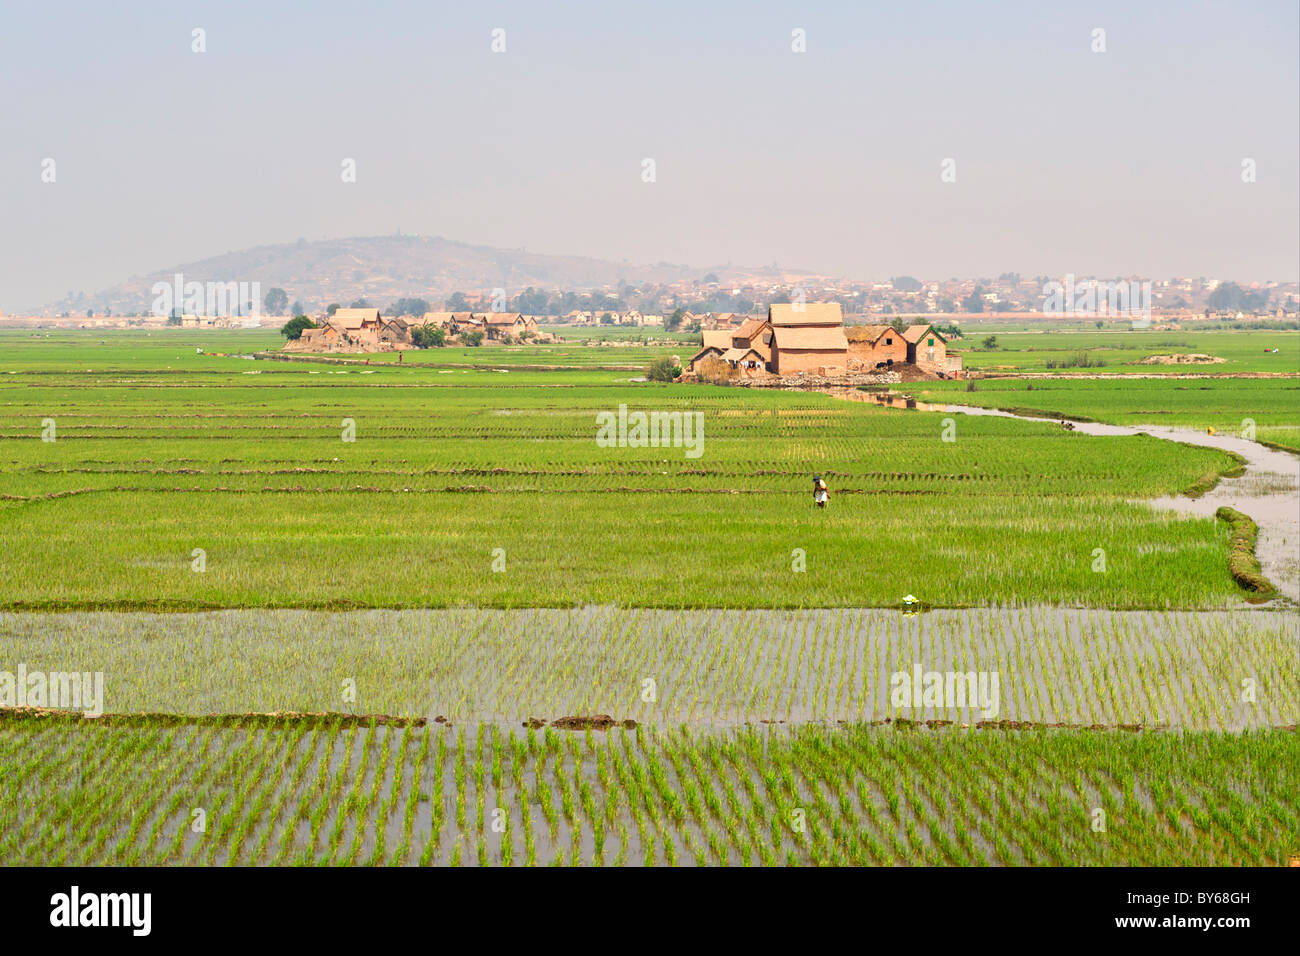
xmin=771 ymin=325 xmax=849 ymax=350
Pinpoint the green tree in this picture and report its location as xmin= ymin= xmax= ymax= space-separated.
xmin=462 ymin=329 xmax=484 ymax=347
xmin=326 ymin=303 xmax=341 ymax=316
xmin=982 ymin=335 xmax=998 ymax=350
xmin=962 ymin=287 xmax=987 ymax=312
xmin=666 ymin=307 xmax=685 ymax=331
xmin=446 ymin=292 xmax=470 ymax=311
xmin=280 ymin=315 xmax=316 ymax=340
xmin=410 ymin=324 xmax=446 ymax=348
xmin=264 ymin=288 xmax=289 ymax=314
xmin=349 ymin=298 xmax=371 ymax=309
xmin=599 ymin=312 xmax=614 ymax=325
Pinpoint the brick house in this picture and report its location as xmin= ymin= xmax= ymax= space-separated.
xmin=730 ymin=315 xmax=773 ymax=364
xmin=328 ymin=308 xmax=383 ymax=347
xmin=769 ymin=325 xmax=849 ymax=374
xmin=902 ymin=324 xmax=948 ymax=371
xmin=688 ymin=329 xmax=736 ymax=371
xmin=846 ymin=324 xmax=906 ymax=369
xmin=721 ymin=346 xmax=767 ymax=376
xmin=480 ymin=313 xmax=537 ymax=340
xmin=379 ymin=317 xmax=411 ymax=345
xmin=767 ymin=303 xmax=848 ymax=374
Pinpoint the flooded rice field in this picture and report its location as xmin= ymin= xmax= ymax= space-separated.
xmin=1 ymin=606 xmax=1293 ymax=730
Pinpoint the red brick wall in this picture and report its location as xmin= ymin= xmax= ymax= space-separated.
xmin=911 ymin=335 xmax=947 ymax=371
xmin=772 ymin=348 xmax=847 ymax=374
xmin=848 ymin=335 xmax=907 ymax=366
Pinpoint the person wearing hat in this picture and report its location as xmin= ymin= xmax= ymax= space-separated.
xmin=813 ymin=474 xmax=829 ymax=508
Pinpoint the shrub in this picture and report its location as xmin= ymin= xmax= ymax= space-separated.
xmin=1044 ymin=353 xmax=1106 ymax=369
xmin=646 ymin=356 xmax=679 ymax=382
xmin=462 ymin=330 xmax=484 ymax=347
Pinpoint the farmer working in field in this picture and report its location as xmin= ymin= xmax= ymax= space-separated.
xmin=813 ymin=474 xmax=829 ymax=508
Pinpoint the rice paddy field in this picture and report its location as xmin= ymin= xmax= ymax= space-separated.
xmin=0 ymin=608 xmax=1294 ymax=730
xmin=914 ymin=377 xmax=1300 ymax=451
xmin=0 ymin=328 xmax=1296 ymax=867
xmin=0 ymin=716 xmax=1292 ymax=866
xmin=947 ymin=329 xmax=1298 ymax=376
xmin=0 ymin=332 xmax=1270 ymax=610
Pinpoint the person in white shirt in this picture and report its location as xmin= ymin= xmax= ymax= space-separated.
xmin=813 ymin=475 xmax=829 ymax=508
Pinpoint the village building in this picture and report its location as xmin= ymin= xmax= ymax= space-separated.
xmin=687 ymin=329 xmax=732 ymax=372
xmin=478 ymin=312 xmax=537 ymax=340
xmin=379 ymin=317 xmax=411 ymax=345
xmin=688 ymin=348 xmax=723 ymax=369
xmin=327 ymin=307 xmax=384 ymax=348
xmin=447 ymin=312 xmax=478 ymax=336
xmin=846 ymin=324 xmax=907 ymax=370
xmin=721 ymin=345 xmax=767 ymax=375
xmin=730 ymin=315 xmax=772 ymax=363
xmin=902 ymin=324 xmax=947 ymax=372
xmin=767 ymin=303 xmax=848 ymax=375
xmin=768 ymin=326 xmax=850 ymax=374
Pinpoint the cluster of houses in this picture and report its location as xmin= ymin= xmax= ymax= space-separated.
xmin=564 ymin=310 xmax=664 ymax=326
xmin=290 ymin=308 xmax=542 ymax=352
xmin=688 ymin=303 xmax=961 ymax=379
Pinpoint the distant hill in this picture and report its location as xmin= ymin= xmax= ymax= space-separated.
xmin=35 ymin=235 xmax=717 ymax=315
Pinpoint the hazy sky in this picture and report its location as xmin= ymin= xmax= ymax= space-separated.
xmin=3 ymin=0 xmax=1297 ymax=309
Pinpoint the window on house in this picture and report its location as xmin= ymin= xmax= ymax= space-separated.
xmin=928 ymin=338 xmax=935 ymax=346
xmin=885 ymin=338 xmax=892 ymax=344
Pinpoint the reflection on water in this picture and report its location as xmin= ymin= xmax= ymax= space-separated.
xmin=826 ymin=389 xmax=946 ymax=412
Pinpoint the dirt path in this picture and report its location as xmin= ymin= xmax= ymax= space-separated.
xmin=945 ymin=404 xmax=1300 ymax=603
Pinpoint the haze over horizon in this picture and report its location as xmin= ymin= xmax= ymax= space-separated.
xmin=3 ymin=0 xmax=1297 ymax=311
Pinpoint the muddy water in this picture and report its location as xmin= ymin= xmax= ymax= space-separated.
xmin=939 ymin=404 xmax=1300 ymax=603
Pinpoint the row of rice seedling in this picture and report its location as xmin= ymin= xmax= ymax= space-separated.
xmin=4 ymin=607 xmax=1292 ymax=729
